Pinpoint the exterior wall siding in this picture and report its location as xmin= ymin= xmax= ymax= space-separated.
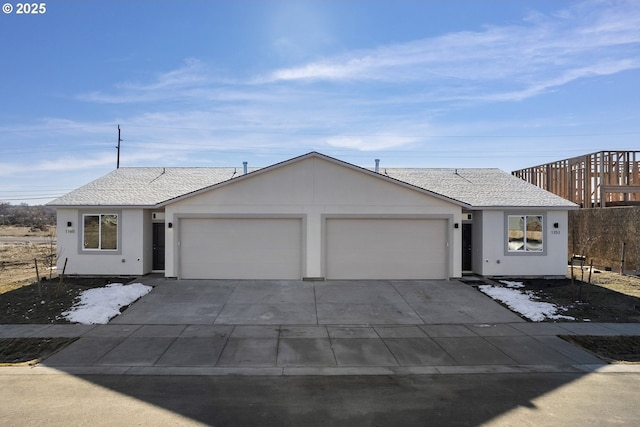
xmin=477 ymin=210 xmax=569 ymax=277
xmin=56 ymin=208 xmax=150 ymax=276
xmin=164 ymin=157 xmax=462 ymax=279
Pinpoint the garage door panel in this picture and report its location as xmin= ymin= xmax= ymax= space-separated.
xmin=326 ymin=219 xmax=447 ymax=280
xmin=180 ymin=218 xmax=302 ymax=279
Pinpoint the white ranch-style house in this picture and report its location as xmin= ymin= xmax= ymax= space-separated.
xmin=49 ymin=152 xmax=577 ymax=280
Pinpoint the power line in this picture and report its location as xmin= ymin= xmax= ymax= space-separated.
xmin=1 ymin=125 xmax=115 ymax=133
xmin=0 ymin=191 xmax=69 ymax=196
xmin=122 ymin=124 xmax=640 ymax=138
xmin=0 ymin=196 xmax=64 ymax=201
xmin=3 ymin=121 xmax=640 ymax=139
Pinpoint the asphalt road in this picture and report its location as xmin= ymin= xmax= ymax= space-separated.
xmin=1 ymin=371 xmax=639 ymax=426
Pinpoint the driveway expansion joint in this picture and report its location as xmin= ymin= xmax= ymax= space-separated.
xmin=4 ymin=279 xmax=640 ymax=376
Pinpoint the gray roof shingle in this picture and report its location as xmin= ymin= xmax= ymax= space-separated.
xmin=48 ymin=154 xmax=576 ymax=209
xmin=380 ymin=168 xmax=576 ymax=208
xmin=49 ymin=167 xmax=260 ymax=207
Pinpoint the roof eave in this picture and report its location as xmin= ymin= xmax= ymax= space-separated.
xmin=48 ymin=204 xmax=157 ymax=209
xmin=470 ymin=205 xmax=579 ymax=211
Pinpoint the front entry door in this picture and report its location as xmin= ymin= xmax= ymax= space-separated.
xmin=462 ymin=223 xmax=472 ymax=272
xmin=152 ymin=222 xmax=165 ymax=270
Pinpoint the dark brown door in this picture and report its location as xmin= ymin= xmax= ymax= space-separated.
xmin=462 ymin=223 xmax=472 ymax=271
xmin=153 ymin=222 xmax=165 ymax=270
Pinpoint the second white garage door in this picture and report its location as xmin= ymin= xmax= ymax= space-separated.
xmin=179 ymin=218 xmax=302 ymax=279
xmin=325 ymin=218 xmax=448 ymax=280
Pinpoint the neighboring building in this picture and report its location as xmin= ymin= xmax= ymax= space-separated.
xmin=48 ymin=152 xmax=577 ymax=280
xmin=512 ymin=150 xmax=640 ymax=208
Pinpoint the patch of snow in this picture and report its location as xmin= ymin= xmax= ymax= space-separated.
xmin=499 ymin=280 xmax=524 ymax=288
xmin=61 ymin=283 xmax=152 ymax=325
xmin=478 ymin=284 xmax=575 ymax=322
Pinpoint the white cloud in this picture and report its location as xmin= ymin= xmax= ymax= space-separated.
xmin=72 ymin=1 xmax=640 ymax=118
xmin=17 ymin=1 xmax=640 ymax=163
xmin=326 ymin=135 xmax=418 ymax=151
xmin=265 ymin=1 xmax=640 ymax=102
xmin=78 ymin=58 xmax=215 ymax=104
xmin=118 ymin=58 xmax=206 ymax=91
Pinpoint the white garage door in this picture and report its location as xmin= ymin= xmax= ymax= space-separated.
xmin=325 ymin=218 xmax=448 ymax=280
xmin=179 ymin=218 xmax=302 ymax=279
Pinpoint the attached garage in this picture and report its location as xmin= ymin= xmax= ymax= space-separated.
xmin=179 ymin=217 xmax=303 ymax=279
xmin=325 ymin=218 xmax=449 ymax=280
xmin=52 ymin=151 xmax=577 ymax=279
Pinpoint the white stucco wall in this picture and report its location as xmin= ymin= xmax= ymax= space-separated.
xmin=474 ymin=209 xmax=569 ymax=277
xmin=55 ymin=157 xmax=571 ymax=279
xmin=164 ymin=157 xmax=462 ymax=279
xmin=56 ymin=208 xmax=150 ymax=276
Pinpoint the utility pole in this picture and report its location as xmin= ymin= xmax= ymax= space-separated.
xmin=116 ymin=125 xmax=122 ymax=169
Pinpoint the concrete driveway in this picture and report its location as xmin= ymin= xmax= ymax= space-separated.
xmin=109 ymin=277 xmax=523 ymax=325
xmin=29 ymin=277 xmax=633 ymax=374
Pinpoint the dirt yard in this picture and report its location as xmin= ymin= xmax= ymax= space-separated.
xmin=510 ymin=267 xmax=640 ymax=323
xmin=0 ymin=226 xmax=57 ymax=294
xmin=1 ymin=226 xmax=131 ymax=324
xmin=0 ymin=276 xmax=132 ymax=324
xmin=560 ymin=335 xmax=640 ymax=364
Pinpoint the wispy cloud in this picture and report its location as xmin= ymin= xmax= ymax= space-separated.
xmin=326 ymin=135 xmax=419 ymax=151
xmin=67 ymin=0 xmax=640 ymax=155
xmin=76 ymin=1 xmax=640 ymax=108
xmin=117 ymin=58 xmax=206 ymax=91
xmin=78 ymin=58 xmax=217 ymax=104
xmin=265 ymin=1 xmax=640 ymax=101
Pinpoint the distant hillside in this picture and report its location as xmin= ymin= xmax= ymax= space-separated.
xmin=0 ymin=203 xmax=56 ymax=230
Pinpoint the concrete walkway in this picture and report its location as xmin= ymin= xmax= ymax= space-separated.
xmin=2 ymin=278 xmax=640 ymax=376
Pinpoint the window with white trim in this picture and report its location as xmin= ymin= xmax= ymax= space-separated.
xmin=507 ymin=215 xmax=543 ymax=252
xmin=83 ymin=214 xmax=118 ymax=250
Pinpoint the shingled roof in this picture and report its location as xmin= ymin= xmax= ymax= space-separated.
xmin=48 ymin=152 xmax=577 ymax=209
xmin=381 ymin=168 xmax=576 ymax=208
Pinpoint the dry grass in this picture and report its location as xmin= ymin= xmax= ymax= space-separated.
xmin=0 ymin=225 xmax=54 ymax=237
xmin=1 ymin=226 xmax=57 ymax=294
xmin=568 ymin=266 xmax=640 ymax=299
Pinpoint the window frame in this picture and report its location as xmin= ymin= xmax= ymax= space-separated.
xmin=504 ymin=213 xmax=546 ymax=256
xmin=79 ymin=211 xmax=122 ymax=254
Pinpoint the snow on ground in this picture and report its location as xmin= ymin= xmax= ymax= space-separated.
xmin=478 ymin=283 xmax=575 ymax=322
xmin=61 ymin=283 xmax=152 ymax=324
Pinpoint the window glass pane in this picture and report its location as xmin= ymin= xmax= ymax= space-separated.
xmin=101 ymin=214 xmax=118 ymax=250
xmin=83 ymin=215 xmax=99 ymax=249
xmin=508 ymin=216 xmax=524 ymax=251
xmin=525 ymin=215 xmax=543 ymax=251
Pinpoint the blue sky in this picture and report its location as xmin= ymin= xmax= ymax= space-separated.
xmin=1 ymin=0 xmax=639 ymax=205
